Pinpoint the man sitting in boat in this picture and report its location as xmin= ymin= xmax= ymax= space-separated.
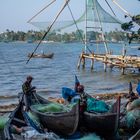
xmin=62 ymin=84 xmax=87 ymax=112
xmin=22 ymin=76 xmax=36 ymax=111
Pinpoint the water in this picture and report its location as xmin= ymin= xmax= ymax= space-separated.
xmin=0 ymin=42 xmax=140 ymax=105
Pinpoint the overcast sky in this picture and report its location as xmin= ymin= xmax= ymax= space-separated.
xmin=0 ymin=0 xmax=139 ymax=32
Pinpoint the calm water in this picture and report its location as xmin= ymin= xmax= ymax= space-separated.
xmin=0 ymin=42 xmax=140 ymax=105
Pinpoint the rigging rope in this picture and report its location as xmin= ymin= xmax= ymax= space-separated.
xmin=26 ymin=0 xmax=70 ymax=64
xmin=105 ymin=0 xmax=116 ymax=16
xmin=67 ymin=2 xmax=93 ymax=54
xmin=27 ymin=0 xmax=56 ymax=23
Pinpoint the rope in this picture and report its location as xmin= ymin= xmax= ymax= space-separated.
xmin=67 ymin=3 xmax=93 ymax=54
xmin=26 ymin=0 xmax=70 ymax=64
xmin=105 ymin=0 xmax=116 ymax=16
xmin=27 ymin=0 xmax=56 ymax=23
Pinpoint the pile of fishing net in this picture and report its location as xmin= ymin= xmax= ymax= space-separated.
xmin=126 ymin=99 xmax=140 ymax=129
xmin=86 ymin=97 xmax=110 ymax=113
xmin=0 ymin=115 xmax=9 ymax=130
xmin=32 ymin=102 xmax=75 ymax=113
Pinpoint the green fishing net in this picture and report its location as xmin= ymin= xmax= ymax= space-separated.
xmin=30 ymin=0 xmax=121 ymax=31
xmin=128 ymin=99 xmax=140 ymax=110
xmin=86 ymin=97 xmax=109 ymax=113
xmin=0 ymin=116 xmax=9 ymax=130
xmin=126 ymin=109 xmax=140 ymax=129
xmin=32 ymin=102 xmax=75 ymax=113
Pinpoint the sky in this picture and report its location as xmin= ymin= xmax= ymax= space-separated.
xmin=0 ymin=0 xmax=140 ymax=32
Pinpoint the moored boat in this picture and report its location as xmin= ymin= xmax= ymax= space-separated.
xmin=29 ymin=93 xmax=79 ymax=136
xmin=3 ymin=99 xmax=59 ymax=140
xmin=28 ymin=53 xmax=54 ymax=59
xmin=82 ymin=96 xmax=121 ymax=136
xmin=3 ymin=102 xmax=36 ymax=140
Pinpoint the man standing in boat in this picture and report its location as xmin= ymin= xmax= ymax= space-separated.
xmin=22 ymin=75 xmax=36 ymax=111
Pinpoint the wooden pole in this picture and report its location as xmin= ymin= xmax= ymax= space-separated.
xmin=77 ymin=53 xmax=83 ymax=69
xmin=91 ymin=52 xmax=94 ymax=70
xmin=104 ymin=55 xmax=107 ymax=72
xmin=121 ymin=47 xmax=126 ymax=75
xmin=82 ymin=56 xmax=85 ymax=69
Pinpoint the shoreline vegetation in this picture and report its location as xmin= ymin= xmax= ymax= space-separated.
xmin=0 ymin=29 xmax=139 ymax=44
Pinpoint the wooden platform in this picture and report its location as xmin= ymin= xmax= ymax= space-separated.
xmin=77 ymin=52 xmax=140 ymax=74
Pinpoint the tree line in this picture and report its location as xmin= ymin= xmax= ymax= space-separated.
xmin=0 ymin=29 xmax=139 ymax=43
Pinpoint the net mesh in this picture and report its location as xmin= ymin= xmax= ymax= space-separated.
xmin=30 ymin=0 xmax=121 ymax=31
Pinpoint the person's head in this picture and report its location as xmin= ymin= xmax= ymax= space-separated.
xmin=26 ymin=75 xmax=33 ymax=83
xmin=77 ymin=85 xmax=84 ymax=93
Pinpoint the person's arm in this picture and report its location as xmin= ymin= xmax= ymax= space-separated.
xmin=22 ymin=83 xmax=36 ymax=93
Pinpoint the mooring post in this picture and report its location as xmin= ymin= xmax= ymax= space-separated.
xmin=82 ymin=56 xmax=85 ymax=69
xmin=91 ymin=52 xmax=94 ymax=70
xmin=104 ymin=55 xmax=107 ymax=72
xmin=77 ymin=54 xmax=82 ymax=69
xmin=121 ymin=47 xmax=126 ymax=75
xmin=121 ymin=67 xmax=125 ymax=75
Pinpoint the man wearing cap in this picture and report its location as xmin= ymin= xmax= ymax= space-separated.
xmin=22 ymin=76 xmax=36 ymax=111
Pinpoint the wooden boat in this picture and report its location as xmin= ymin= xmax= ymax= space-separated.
xmin=3 ymin=102 xmax=30 ymax=140
xmin=3 ymin=99 xmax=60 ymax=140
xmin=82 ymin=96 xmax=121 ymax=136
xmin=28 ymin=53 xmax=54 ymax=59
xmin=30 ymin=93 xmax=79 ymax=136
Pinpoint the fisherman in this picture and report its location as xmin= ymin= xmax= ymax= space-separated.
xmin=22 ymin=76 xmax=36 ymax=111
xmin=62 ymin=84 xmax=87 ymax=112
xmin=73 ymin=84 xmax=87 ymax=112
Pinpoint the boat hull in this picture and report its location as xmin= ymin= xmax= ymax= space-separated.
xmin=3 ymin=103 xmax=28 ymax=140
xmin=28 ymin=53 xmax=54 ymax=59
xmin=30 ymin=94 xmax=79 ymax=136
xmin=82 ymin=97 xmax=120 ymax=136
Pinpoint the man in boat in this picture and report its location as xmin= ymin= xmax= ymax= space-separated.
xmin=22 ymin=76 xmax=36 ymax=111
xmin=73 ymin=84 xmax=87 ymax=112
xmin=62 ymin=84 xmax=87 ymax=112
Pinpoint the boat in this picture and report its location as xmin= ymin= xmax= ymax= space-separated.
xmin=3 ymin=101 xmax=42 ymax=140
xmin=29 ymin=93 xmax=79 ymax=136
xmin=3 ymin=99 xmax=59 ymax=140
xmin=82 ymin=96 xmax=121 ymax=136
xmin=28 ymin=53 xmax=54 ymax=59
